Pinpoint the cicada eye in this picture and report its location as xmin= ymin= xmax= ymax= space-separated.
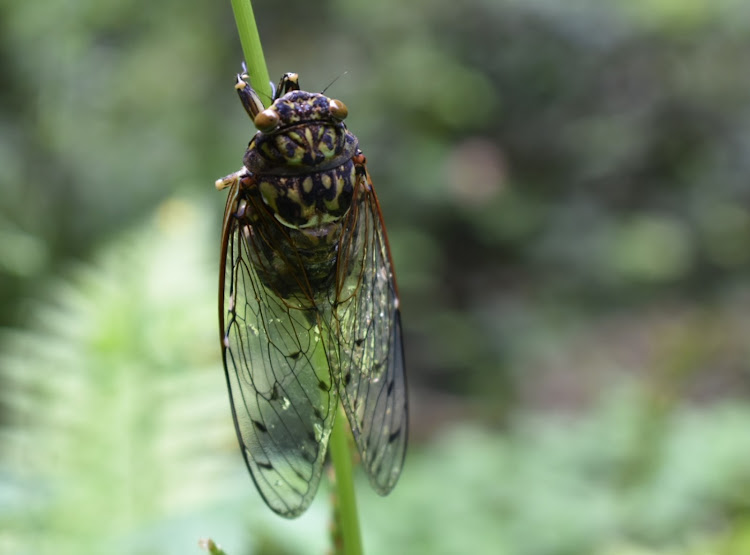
xmin=254 ymin=109 xmax=280 ymax=132
xmin=329 ymin=99 xmax=348 ymax=121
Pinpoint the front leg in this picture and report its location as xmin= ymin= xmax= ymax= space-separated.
xmin=215 ymin=167 xmax=249 ymax=191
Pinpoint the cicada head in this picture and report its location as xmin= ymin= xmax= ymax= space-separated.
xmin=237 ymin=74 xmax=358 ymax=174
xmin=254 ymin=90 xmax=348 ymax=132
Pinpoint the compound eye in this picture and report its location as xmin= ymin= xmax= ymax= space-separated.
xmin=254 ymin=109 xmax=280 ymax=132
xmin=329 ymin=99 xmax=348 ymax=121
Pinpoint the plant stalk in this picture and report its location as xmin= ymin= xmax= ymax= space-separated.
xmin=228 ymin=0 xmax=272 ymax=102
xmin=329 ymin=405 xmax=364 ymax=555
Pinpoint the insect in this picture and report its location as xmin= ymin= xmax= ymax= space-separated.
xmin=215 ymin=70 xmax=407 ymax=518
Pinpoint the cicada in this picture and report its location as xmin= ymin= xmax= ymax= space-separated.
xmin=215 ymin=71 xmax=407 ymax=518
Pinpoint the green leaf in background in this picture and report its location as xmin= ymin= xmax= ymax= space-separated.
xmin=0 ymin=198 xmax=237 ymax=554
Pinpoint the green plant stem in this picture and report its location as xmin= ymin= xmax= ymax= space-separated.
xmin=329 ymin=405 xmax=363 ymax=555
xmin=229 ymin=0 xmax=272 ymax=102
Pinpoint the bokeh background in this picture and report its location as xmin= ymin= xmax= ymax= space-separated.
xmin=3 ymin=0 xmax=750 ymax=553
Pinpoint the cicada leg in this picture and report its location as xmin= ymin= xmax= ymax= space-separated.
xmin=215 ymin=167 xmax=249 ymax=191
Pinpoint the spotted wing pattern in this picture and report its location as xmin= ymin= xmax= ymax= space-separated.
xmin=219 ymin=184 xmax=337 ymax=518
xmin=329 ymin=161 xmax=408 ymax=494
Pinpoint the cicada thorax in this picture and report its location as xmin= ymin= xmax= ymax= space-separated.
xmin=238 ymin=90 xmax=360 ymax=304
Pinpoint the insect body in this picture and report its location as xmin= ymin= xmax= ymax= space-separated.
xmin=216 ymin=72 xmax=407 ymax=518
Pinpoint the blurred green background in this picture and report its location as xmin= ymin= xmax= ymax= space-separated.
xmin=3 ymin=0 xmax=750 ymax=553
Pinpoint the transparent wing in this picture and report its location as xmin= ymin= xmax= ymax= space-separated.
xmin=330 ymin=160 xmax=408 ymax=494
xmin=219 ymin=183 xmax=337 ymax=518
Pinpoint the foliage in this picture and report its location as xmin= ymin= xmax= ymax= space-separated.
xmin=0 ymin=198 xmax=749 ymax=554
xmin=361 ymin=396 xmax=750 ymax=555
xmin=2 ymin=0 xmax=750 ymax=553
xmin=0 ymin=200 xmax=234 ymax=554
xmin=3 ymin=0 xmax=750 ymax=397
